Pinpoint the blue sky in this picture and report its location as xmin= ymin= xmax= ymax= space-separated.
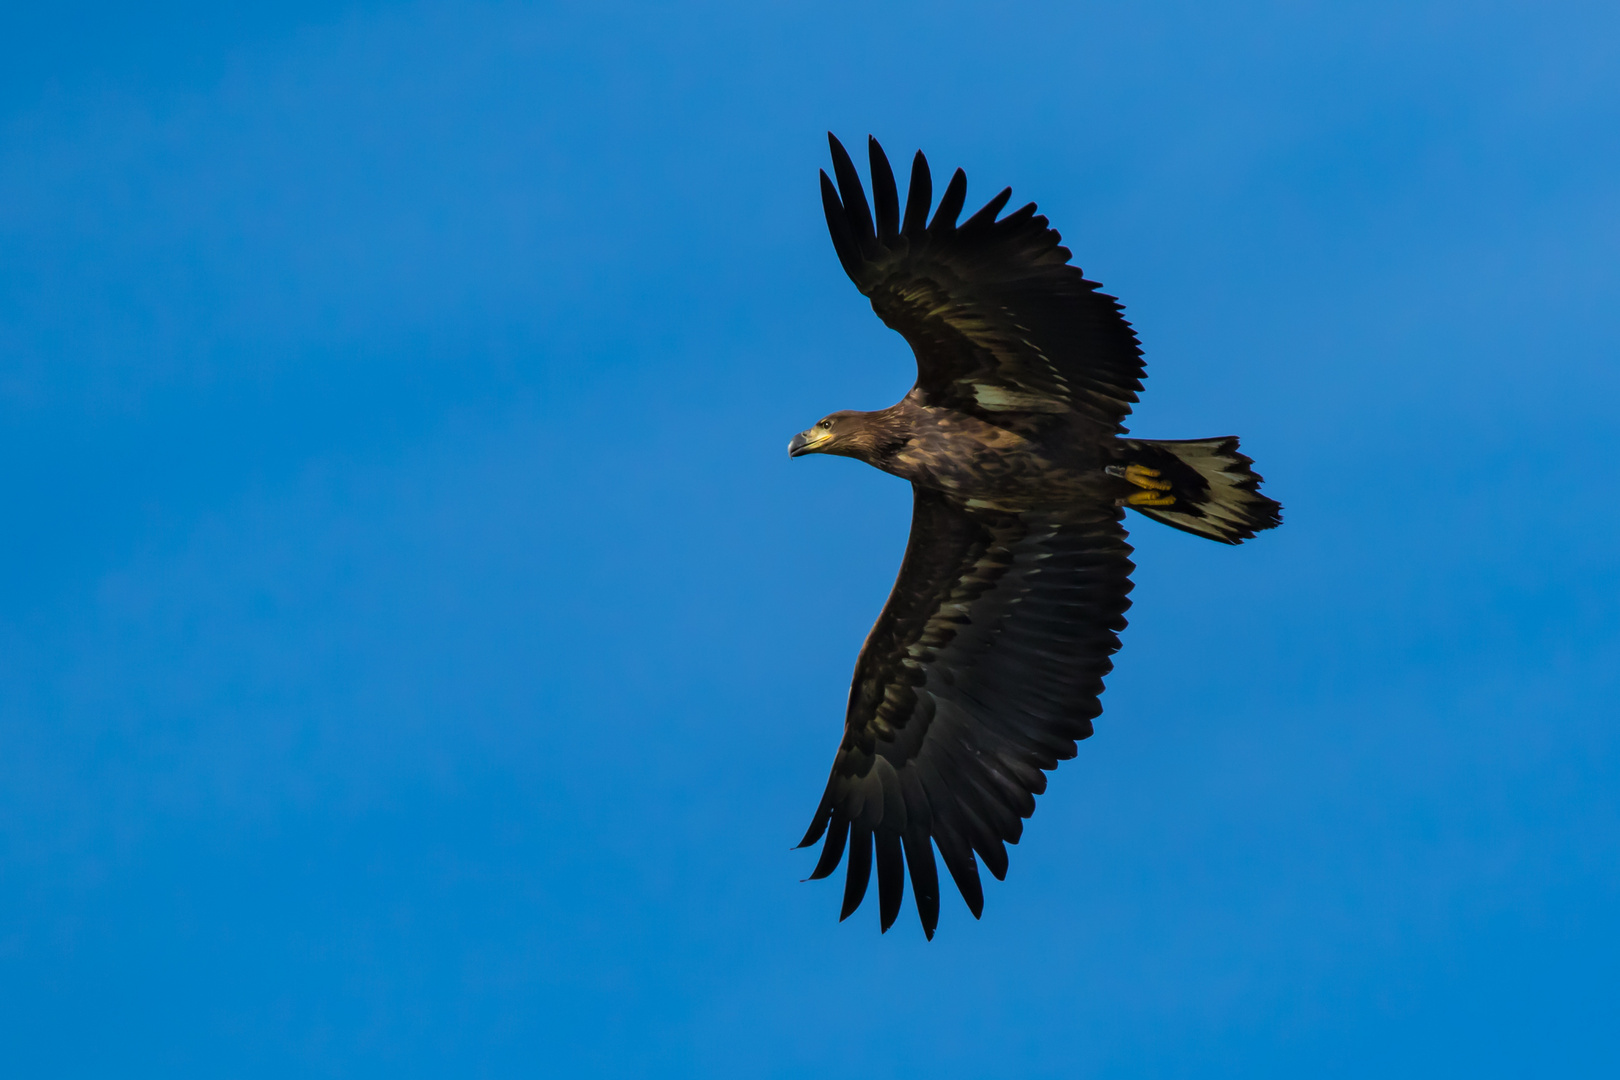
xmin=2 ymin=1 xmax=1617 ymax=1075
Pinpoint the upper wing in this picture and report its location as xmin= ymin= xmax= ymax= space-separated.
xmin=798 ymin=486 xmax=1134 ymax=937
xmin=821 ymin=134 xmax=1145 ymax=434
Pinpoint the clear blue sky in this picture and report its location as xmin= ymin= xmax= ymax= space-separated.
xmin=3 ymin=1 xmax=1617 ymax=1076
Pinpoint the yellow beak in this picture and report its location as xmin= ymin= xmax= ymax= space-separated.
xmin=788 ymin=428 xmax=833 ymax=457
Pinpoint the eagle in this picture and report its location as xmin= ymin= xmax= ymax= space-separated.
xmin=790 ymin=134 xmax=1281 ymax=938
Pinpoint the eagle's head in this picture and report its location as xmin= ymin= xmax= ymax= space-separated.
xmin=788 ymin=410 xmax=871 ymax=460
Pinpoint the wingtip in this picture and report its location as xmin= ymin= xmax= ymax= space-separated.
xmin=901 ymin=149 xmax=933 ymax=236
xmin=807 ymin=815 xmax=849 ymax=880
xmin=962 ymin=186 xmax=1013 ymax=230
xmin=827 ymin=131 xmax=854 ymax=169
xmin=867 ymin=136 xmax=900 ymax=241
xmin=797 ymin=800 xmax=833 ymax=849
xmin=825 ymin=132 xmax=876 ymax=254
xmin=929 ymin=167 xmax=968 ymax=232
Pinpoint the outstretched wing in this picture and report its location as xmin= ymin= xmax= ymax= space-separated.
xmin=798 ymin=486 xmax=1134 ymax=937
xmin=821 ymin=133 xmax=1145 ymax=434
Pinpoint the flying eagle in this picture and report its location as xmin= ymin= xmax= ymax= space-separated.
xmin=790 ymin=134 xmax=1281 ymax=938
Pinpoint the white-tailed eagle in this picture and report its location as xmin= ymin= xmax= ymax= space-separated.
xmin=790 ymin=134 xmax=1281 ymax=938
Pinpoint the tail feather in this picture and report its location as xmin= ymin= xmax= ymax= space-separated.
xmin=1119 ymin=437 xmax=1281 ymax=544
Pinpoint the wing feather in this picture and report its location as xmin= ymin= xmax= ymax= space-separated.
xmin=868 ymin=137 xmax=901 ymax=242
xmin=902 ymin=827 xmax=941 ymax=938
xmin=930 ymin=167 xmax=967 ymax=233
xmin=901 ymin=150 xmax=932 ymax=238
xmin=827 ymin=134 xmax=877 ymax=257
xmin=960 ymin=185 xmax=1013 ymax=231
xmin=808 ymin=814 xmax=848 ymax=880
xmin=875 ymin=829 xmax=905 ymax=932
xmin=933 ymin=819 xmax=984 ymax=918
xmin=840 ymin=824 xmax=874 ymax=920
xmin=819 ymin=171 xmax=861 ymax=281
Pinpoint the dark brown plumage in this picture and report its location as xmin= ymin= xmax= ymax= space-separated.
xmin=791 ymin=134 xmax=1281 ymax=938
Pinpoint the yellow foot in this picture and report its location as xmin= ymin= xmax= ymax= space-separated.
xmin=1125 ymin=490 xmax=1177 ymax=507
xmin=1109 ymin=463 xmax=1175 ymax=507
xmin=1123 ymin=464 xmax=1172 ymax=491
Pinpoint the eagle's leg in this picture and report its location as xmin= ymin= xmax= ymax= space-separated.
xmin=1107 ymin=464 xmax=1177 ymax=507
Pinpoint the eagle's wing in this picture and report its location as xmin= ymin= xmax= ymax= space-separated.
xmin=821 ymin=134 xmax=1144 ymax=434
xmin=798 ymin=486 xmax=1134 ymax=936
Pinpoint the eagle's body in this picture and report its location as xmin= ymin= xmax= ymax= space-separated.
xmin=792 ymin=135 xmax=1281 ymax=938
xmin=809 ymin=393 xmax=1119 ymax=511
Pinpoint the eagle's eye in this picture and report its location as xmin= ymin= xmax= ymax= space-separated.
xmin=820 ymin=419 xmax=833 ymax=430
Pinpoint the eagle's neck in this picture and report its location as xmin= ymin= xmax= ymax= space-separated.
xmin=842 ymin=403 xmax=915 ymax=470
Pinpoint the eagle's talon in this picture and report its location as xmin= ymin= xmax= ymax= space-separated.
xmin=1125 ymin=490 xmax=1177 ymax=507
xmin=1123 ymin=464 xmax=1172 ymax=491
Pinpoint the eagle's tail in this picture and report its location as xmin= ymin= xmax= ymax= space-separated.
xmin=1113 ymin=437 xmax=1281 ymax=544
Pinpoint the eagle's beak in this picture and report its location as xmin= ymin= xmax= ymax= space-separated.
xmin=788 ymin=429 xmax=832 ymax=458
